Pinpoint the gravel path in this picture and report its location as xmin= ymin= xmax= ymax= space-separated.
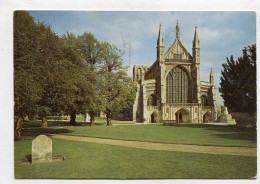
xmin=49 ymin=134 xmax=256 ymax=157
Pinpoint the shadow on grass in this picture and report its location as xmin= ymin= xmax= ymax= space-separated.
xmin=162 ymin=123 xmax=256 ymax=144
xmin=163 ymin=123 xmax=254 ymax=132
xmin=212 ymin=132 xmax=257 ymax=144
xmin=25 ymin=154 xmax=31 ymax=162
xmin=23 ymin=121 xmax=106 ymax=128
xmin=21 ymin=121 xmax=108 ymax=137
xmin=21 ymin=127 xmax=74 ymax=137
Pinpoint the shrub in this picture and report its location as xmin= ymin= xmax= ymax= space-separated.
xmin=231 ymin=112 xmax=256 ymax=129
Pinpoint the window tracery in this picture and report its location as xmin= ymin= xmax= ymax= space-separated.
xmin=166 ymin=66 xmax=190 ymax=103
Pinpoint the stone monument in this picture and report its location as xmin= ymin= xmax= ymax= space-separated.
xmin=83 ymin=113 xmax=90 ymax=122
xmin=218 ymin=106 xmax=236 ymax=123
xmin=32 ymin=135 xmax=52 ymax=163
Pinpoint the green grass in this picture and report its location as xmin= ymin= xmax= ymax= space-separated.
xmin=22 ymin=118 xmax=256 ymax=147
xmin=15 ymin=137 xmax=256 ymax=179
xmin=62 ymin=124 xmax=256 ymax=147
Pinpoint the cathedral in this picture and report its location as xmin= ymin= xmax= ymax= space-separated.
xmin=133 ymin=22 xmax=221 ymax=123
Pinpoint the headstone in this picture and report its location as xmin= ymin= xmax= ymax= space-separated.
xmin=32 ymin=135 xmax=52 ymax=163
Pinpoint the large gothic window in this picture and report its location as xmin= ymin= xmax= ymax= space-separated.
xmin=166 ymin=66 xmax=190 ymax=103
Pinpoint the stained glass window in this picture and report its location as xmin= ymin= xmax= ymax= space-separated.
xmin=166 ymin=66 xmax=190 ymax=103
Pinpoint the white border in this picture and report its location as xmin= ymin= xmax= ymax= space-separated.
xmin=0 ymin=0 xmax=259 ymax=184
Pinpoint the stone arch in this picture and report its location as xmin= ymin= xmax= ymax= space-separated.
xmin=164 ymin=64 xmax=191 ymax=81
xmin=203 ymin=111 xmax=211 ymax=123
xmin=174 ymin=108 xmax=190 ymax=123
xmin=150 ymin=111 xmax=159 ymax=123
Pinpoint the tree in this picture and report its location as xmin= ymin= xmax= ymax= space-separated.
xmin=63 ymin=32 xmax=137 ymax=126
xmin=34 ymin=21 xmax=72 ymax=127
xmin=99 ymin=43 xmax=136 ymax=125
xmin=55 ymin=57 xmax=96 ymax=125
xmin=14 ymin=11 xmax=93 ymax=140
xmin=62 ymin=32 xmax=103 ymax=125
xmin=219 ymin=44 xmax=256 ymax=114
xmin=14 ymin=11 xmax=42 ymax=139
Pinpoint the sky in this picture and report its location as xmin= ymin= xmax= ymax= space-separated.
xmin=29 ymin=11 xmax=256 ymax=105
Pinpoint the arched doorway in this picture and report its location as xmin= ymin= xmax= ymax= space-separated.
xmin=151 ymin=114 xmax=155 ymax=123
xmin=203 ymin=111 xmax=211 ymax=123
xmin=175 ymin=108 xmax=190 ymax=123
xmin=150 ymin=111 xmax=158 ymax=123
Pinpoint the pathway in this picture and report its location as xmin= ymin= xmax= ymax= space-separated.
xmin=49 ymin=134 xmax=256 ymax=157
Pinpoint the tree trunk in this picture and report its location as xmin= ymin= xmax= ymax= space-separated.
xmin=14 ymin=116 xmax=24 ymax=140
xmin=89 ymin=111 xmax=95 ymax=126
xmin=41 ymin=115 xmax=48 ymax=127
xmin=106 ymin=110 xmax=112 ymax=126
xmin=70 ymin=111 xmax=76 ymax=125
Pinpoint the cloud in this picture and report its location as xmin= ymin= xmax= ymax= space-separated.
xmin=29 ymin=11 xmax=255 ymax=105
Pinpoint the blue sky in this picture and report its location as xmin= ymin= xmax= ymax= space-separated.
xmin=29 ymin=11 xmax=256 ymax=105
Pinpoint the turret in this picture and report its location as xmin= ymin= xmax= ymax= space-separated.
xmin=176 ymin=20 xmax=180 ymax=39
xmin=210 ymin=68 xmax=214 ymax=86
xmin=192 ymin=27 xmax=201 ymax=103
xmin=192 ymin=27 xmax=200 ymax=63
xmin=193 ymin=27 xmax=199 ymax=48
xmin=157 ymin=24 xmax=165 ymax=61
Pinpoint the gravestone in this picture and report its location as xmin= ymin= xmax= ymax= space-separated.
xmin=32 ymin=135 xmax=52 ymax=163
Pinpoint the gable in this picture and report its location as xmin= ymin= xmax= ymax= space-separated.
xmin=164 ymin=39 xmax=192 ymax=61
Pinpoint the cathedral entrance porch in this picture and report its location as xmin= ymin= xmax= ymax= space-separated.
xmin=203 ymin=111 xmax=211 ymax=123
xmin=149 ymin=111 xmax=158 ymax=123
xmin=175 ymin=108 xmax=190 ymax=123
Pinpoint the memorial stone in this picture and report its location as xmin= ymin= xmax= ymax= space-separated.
xmin=32 ymin=135 xmax=52 ymax=163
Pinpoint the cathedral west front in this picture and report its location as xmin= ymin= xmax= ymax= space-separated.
xmin=133 ymin=22 xmax=221 ymax=123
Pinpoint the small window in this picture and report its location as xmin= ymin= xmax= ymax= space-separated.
xmin=148 ymin=95 xmax=156 ymax=106
xmin=137 ymin=68 xmax=142 ymax=80
xmin=201 ymin=95 xmax=208 ymax=106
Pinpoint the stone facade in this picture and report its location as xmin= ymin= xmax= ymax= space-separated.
xmin=133 ymin=22 xmax=221 ymax=123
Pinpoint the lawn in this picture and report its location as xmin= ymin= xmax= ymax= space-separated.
xmin=22 ymin=118 xmax=257 ymax=147
xmin=15 ymin=137 xmax=256 ymax=179
xmin=63 ymin=124 xmax=256 ymax=147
